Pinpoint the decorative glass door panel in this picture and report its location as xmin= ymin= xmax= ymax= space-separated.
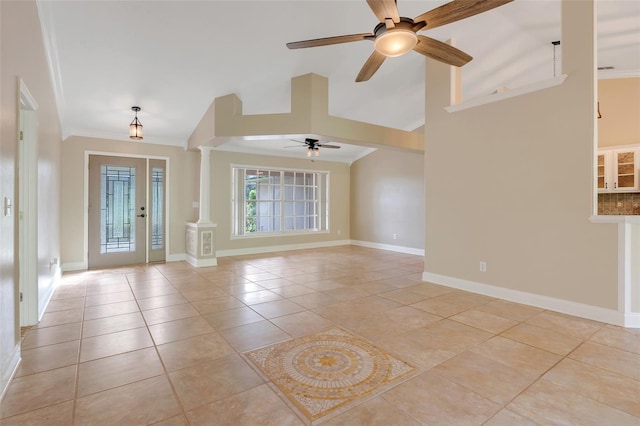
xmin=101 ymin=165 xmax=137 ymax=253
xmin=89 ymin=156 xmax=146 ymax=268
xmin=148 ymin=159 xmax=166 ymax=262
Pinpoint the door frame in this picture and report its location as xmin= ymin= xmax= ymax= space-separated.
xmin=18 ymin=79 xmax=39 ymax=326
xmin=83 ymin=151 xmax=171 ymax=268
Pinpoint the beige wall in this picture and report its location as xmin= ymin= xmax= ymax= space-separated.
xmin=61 ymin=136 xmax=199 ymax=267
xmin=423 ymin=0 xmax=619 ymax=309
xmin=351 ymin=149 xmax=424 ymax=250
xmin=1 ymin=0 xmax=63 ymax=394
xmin=598 ymin=77 xmax=640 ymax=148
xmin=209 ymin=151 xmax=350 ymax=253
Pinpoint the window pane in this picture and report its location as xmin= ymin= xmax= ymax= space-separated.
xmin=284 ymin=217 xmax=294 ymax=230
xmin=294 ymin=186 xmax=305 ymax=200
xmin=308 ymin=215 xmax=317 ymax=229
xmin=283 ymin=171 xmax=294 ymax=184
xmin=284 ymin=202 xmax=294 ymax=216
xmin=306 ymin=187 xmax=316 ymax=200
xmin=284 ymin=185 xmax=294 ymax=199
xmin=245 ymin=200 xmax=257 ymax=233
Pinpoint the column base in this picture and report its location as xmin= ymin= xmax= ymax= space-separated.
xmin=185 ymin=222 xmax=217 ymax=268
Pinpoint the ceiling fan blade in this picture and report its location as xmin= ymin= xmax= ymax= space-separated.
xmin=286 ymin=33 xmax=373 ymax=49
xmin=366 ymin=0 xmax=400 ymax=23
xmin=413 ymin=35 xmax=472 ymax=67
xmin=284 ymin=145 xmax=306 ymax=148
xmin=414 ymin=0 xmax=513 ymax=30
xmin=317 ymin=144 xmax=341 ymax=149
xmin=356 ymin=50 xmax=386 ymax=82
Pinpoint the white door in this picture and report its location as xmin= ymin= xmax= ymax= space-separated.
xmin=88 ymin=155 xmax=166 ymax=268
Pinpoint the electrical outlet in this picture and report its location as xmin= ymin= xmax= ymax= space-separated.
xmin=337 ymin=229 xmax=341 ymax=236
xmin=393 ymin=233 xmax=397 ymax=240
xmin=479 ymin=261 xmax=487 ymax=272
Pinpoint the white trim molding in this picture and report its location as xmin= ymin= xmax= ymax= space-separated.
xmin=61 ymin=262 xmax=87 ymax=272
xmin=589 ymin=215 xmax=640 ymax=328
xmin=422 ymin=271 xmax=625 ymax=326
xmin=350 ymin=240 xmax=424 ymax=256
xmin=185 ymin=255 xmax=218 ymax=268
xmin=0 ymin=345 xmax=21 ymax=402
xmin=216 ymin=239 xmax=350 ymax=258
xmin=166 ymin=253 xmax=186 ymax=262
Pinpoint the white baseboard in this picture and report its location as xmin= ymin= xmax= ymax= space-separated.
xmin=350 ymin=240 xmax=424 ymax=256
xmin=38 ymin=266 xmax=61 ymax=322
xmin=166 ymin=253 xmax=186 ymax=262
xmin=63 ymin=255 xmax=187 ymax=270
xmin=0 ymin=345 xmax=21 ymax=402
xmin=624 ymin=313 xmax=640 ymax=328
xmin=185 ymin=255 xmax=218 ymax=268
xmin=216 ymin=239 xmax=351 ymax=258
xmin=61 ymin=262 xmax=86 ymax=272
xmin=422 ymin=271 xmax=626 ymax=327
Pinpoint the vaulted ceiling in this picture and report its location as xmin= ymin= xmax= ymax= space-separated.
xmin=38 ymin=0 xmax=639 ymax=159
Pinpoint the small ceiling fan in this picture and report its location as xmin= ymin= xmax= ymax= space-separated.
xmin=286 ymin=138 xmax=341 ymax=157
xmin=286 ymin=0 xmax=513 ymax=82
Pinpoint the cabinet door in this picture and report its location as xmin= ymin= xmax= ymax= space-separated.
xmin=613 ymin=149 xmax=638 ymax=191
xmin=597 ymin=152 xmax=609 ymax=191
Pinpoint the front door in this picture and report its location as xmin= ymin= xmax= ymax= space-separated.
xmin=88 ymin=155 xmax=165 ymax=268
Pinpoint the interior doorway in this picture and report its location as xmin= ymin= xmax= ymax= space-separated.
xmin=88 ymin=155 xmax=166 ymax=268
xmin=18 ymin=80 xmax=39 ymax=326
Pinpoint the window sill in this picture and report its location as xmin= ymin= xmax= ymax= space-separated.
xmin=231 ymin=230 xmax=330 ymax=240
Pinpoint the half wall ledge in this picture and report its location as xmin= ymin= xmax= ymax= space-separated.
xmin=445 ymin=75 xmax=568 ymax=113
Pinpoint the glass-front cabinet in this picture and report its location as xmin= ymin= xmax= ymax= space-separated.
xmin=598 ymin=147 xmax=639 ymax=193
xmin=597 ymin=151 xmax=609 ymax=191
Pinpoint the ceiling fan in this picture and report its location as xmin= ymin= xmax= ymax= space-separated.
xmin=286 ymin=0 xmax=514 ymax=82
xmin=287 ymin=138 xmax=341 ymax=157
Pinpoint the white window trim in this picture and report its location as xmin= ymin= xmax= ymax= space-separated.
xmin=230 ymin=164 xmax=330 ymax=239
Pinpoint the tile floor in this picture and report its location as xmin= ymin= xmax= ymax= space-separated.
xmin=0 ymin=246 xmax=638 ymax=425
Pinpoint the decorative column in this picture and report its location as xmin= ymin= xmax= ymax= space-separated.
xmin=185 ymin=146 xmax=217 ymax=267
xmin=197 ymin=146 xmax=213 ymax=224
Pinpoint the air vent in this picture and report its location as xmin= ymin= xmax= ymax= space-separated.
xmin=598 ymin=66 xmax=615 ymax=70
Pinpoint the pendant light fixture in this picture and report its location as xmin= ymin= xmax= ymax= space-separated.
xmin=551 ymin=40 xmax=560 ymax=77
xmin=129 ymin=106 xmax=143 ymax=140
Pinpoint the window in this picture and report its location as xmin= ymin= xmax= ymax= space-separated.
xmin=232 ymin=166 xmax=329 ymax=236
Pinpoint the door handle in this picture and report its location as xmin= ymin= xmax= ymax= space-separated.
xmin=137 ymin=213 xmax=146 ymax=218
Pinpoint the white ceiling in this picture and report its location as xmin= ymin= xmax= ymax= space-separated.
xmin=37 ymin=0 xmax=640 ymax=162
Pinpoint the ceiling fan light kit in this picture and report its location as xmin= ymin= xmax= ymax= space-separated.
xmin=286 ymin=0 xmax=513 ymax=82
xmin=129 ymin=106 xmax=143 ymax=140
xmin=374 ymin=24 xmax=418 ymax=57
xmin=290 ymin=138 xmax=340 ymax=158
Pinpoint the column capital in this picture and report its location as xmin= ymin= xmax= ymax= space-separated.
xmin=197 ymin=145 xmax=215 ymax=154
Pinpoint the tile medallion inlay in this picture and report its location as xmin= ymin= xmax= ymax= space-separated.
xmin=244 ymin=327 xmax=416 ymax=421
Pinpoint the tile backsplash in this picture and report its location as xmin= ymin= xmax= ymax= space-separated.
xmin=598 ymin=193 xmax=640 ymax=215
